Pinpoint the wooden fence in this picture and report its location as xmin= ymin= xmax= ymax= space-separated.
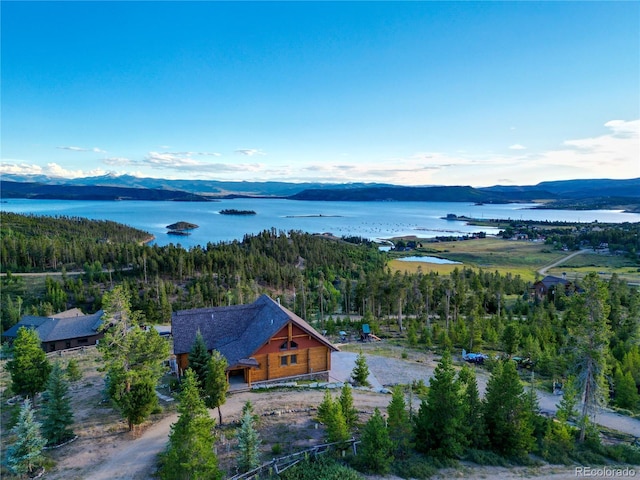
xmin=227 ymin=438 xmax=360 ymax=480
xmin=45 ymin=344 xmax=97 ymax=358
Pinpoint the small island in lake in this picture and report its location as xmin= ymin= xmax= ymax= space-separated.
xmin=166 ymin=221 xmax=198 ymax=236
xmin=166 ymin=221 xmax=199 ymax=231
xmin=219 ymin=209 xmax=256 ymax=215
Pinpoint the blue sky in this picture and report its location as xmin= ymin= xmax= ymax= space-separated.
xmin=1 ymin=1 xmax=638 ymax=187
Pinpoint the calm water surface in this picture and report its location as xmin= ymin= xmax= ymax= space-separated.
xmin=2 ymin=198 xmax=638 ymax=248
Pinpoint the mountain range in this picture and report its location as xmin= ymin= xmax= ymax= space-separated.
xmin=1 ymin=174 xmax=639 ymax=212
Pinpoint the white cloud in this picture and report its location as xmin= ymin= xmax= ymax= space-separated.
xmin=161 ymin=151 xmax=222 ymax=157
xmin=542 ymin=119 xmax=639 ymax=173
xmin=509 ymin=144 xmax=526 ymax=150
xmin=57 ymin=146 xmax=86 ymax=151
xmin=46 ymin=163 xmax=107 ymax=178
xmin=103 ymin=157 xmax=131 ymax=166
xmin=0 ymin=161 xmax=107 ymax=179
xmin=57 ymin=146 xmax=106 ymax=153
xmin=142 ymin=151 xmax=261 ymax=173
xmin=146 ymin=152 xmax=202 ymax=167
xmin=235 ymin=149 xmax=265 ymax=156
xmin=0 ymin=162 xmax=44 ymax=175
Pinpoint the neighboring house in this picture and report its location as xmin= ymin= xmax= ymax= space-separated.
xmin=531 ymin=275 xmax=572 ymax=301
xmin=3 ymin=309 xmax=104 ymax=352
xmin=172 ymin=294 xmax=338 ymax=387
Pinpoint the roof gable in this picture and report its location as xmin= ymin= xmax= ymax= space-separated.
xmin=172 ymin=294 xmax=337 ymax=368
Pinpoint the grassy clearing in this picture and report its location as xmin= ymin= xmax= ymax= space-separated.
xmin=546 ymin=252 xmax=640 ymax=284
xmin=388 ymin=238 xmax=559 ymax=280
xmin=388 ymin=238 xmax=639 ymax=283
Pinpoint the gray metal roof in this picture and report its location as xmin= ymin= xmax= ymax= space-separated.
xmin=3 ymin=310 xmax=104 ymax=342
xmin=172 ymin=294 xmax=337 ymax=368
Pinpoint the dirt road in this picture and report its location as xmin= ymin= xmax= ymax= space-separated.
xmin=537 ymin=249 xmax=586 ymax=276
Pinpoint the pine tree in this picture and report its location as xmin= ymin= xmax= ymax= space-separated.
xmin=419 ymin=349 xmax=467 ymax=458
xmin=483 ymin=360 xmax=534 ymax=457
xmin=6 ymin=326 xmax=51 ymax=404
xmin=204 ymin=350 xmax=228 ymax=424
xmin=6 ymin=399 xmax=47 ymax=476
xmin=387 ymin=385 xmax=411 ymax=456
xmin=188 ymin=331 xmax=210 ymax=388
xmin=316 ymin=389 xmax=334 ymax=424
xmin=357 ymin=408 xmax=394 ymax=474
xmin=159 ymin=369 xmax=221 ymax=480
xmin=566 ymin=273 xmax=612 ymax=442
xmin=65 ymin=358 xmax=83 ymax=382
xmin=41 ymin=362 xmax=75 ymax=446
xmin=98 ymin=285 xmax=170 ymax=431
xmin=614 ymin=369 xmax=639 ymax=410
xmin=339 ymin=383 xmax=358 ymax=430
xmin=458 ymin=364 xmax=486 ymax=449
xmin=326 ymin=400 xmax=350 ymax=444
xmin=501 ymin=323 xmax=521 ymax=357
xmin=556 ymin=375 xmax=579 ymax=423
xmin=351 ymin=351 xmax=370 ymax=387
xmin=237 ymin=403 xmax=262 ymax=472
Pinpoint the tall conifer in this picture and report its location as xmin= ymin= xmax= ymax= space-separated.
xmin=187 ymin=331 xmax=210 ymax=388
xmin=339 ymin=382 xmax=358 ymax=430
xmin=387 ymin=385 xmax=411 ymax=456
xmin=482 ymin=360 xmax=534 ymax=457
xmin=159 ymin=369 xmax=221 ymax=480
xmin=6 ymin=399 xmax=47 ymax=476
xmin=419 ymin=350 xmax=467 ymax=458
xmin=357 ymin=408 xmax=394 ymax=474
xmin=41 ymin=362 xmax=75 ymax=446
xmin=237 ymin=403 xmax=261 ymax=472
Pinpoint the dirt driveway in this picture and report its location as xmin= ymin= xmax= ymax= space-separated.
xmin=44 ymin=348 xmax=640 ymax=479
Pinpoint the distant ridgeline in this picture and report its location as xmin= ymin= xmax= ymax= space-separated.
xmin=0 ymin=180 xmax=211 ymax=201
xmin=1 ymin=177 xmax=639 ymax=211
xmin=288 ymin=179 xmax=640 ymax=212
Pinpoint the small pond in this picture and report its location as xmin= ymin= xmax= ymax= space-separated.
xmin=397 ymin=256 xmax=462 ymax=264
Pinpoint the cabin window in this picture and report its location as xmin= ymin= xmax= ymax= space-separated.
xmin=49 ymin=344 xmax=56 ymax=352
xmin=280 ymin=356 xmax=288 ymax=366
xmin=290 ymin=354 xmax=298 ymax=365
xmin=290 ymin=341 xmax=298 ymax=349
xmin=65 ymin=341 xmax=71 ymax=349
xmin=280 ymin=341 xmax=288 ymax=350
xmin=78 ymin=338 xmax=88 ymax=344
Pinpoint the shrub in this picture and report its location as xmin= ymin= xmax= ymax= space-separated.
xmin=464 ymin=448 xmax=509 ymax=467
xmin=276 ymin=456 xmax=363 ymax=480
xmin=603 ymin=444 xmax=640 ymax=464
xmin=391 ymin=453 xmax=438 ymax=479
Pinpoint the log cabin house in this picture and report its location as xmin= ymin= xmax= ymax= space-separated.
xmin=172 ymin=294 xmax=338 ymax=388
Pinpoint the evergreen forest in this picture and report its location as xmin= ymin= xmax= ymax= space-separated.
xmin=1 ymin=212 xmax=639 ymax=419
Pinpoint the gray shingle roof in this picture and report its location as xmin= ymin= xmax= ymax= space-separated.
xmin=3 ymin=310 xmax=104 ymax=342
xmin=172 ymin=294 xmax=337 ymax=368
xmin=539 ymin=275 xmax=570 ymax=288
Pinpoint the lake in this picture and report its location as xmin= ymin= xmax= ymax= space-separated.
xmin=2 ymin=198 xmax=639 ymax=248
